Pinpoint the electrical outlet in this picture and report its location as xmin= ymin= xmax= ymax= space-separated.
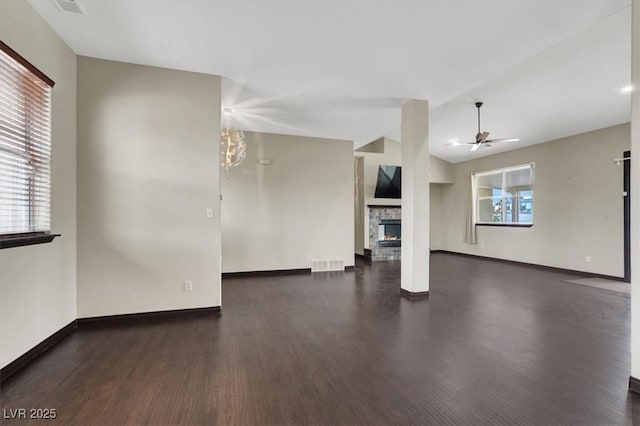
xmin=184 ymin=280 xmax=193 ymax=291
xmin=206 ymin=208 xmax=214 ymax=218
xmin=585 ymin=256 xmax=592 ymax=263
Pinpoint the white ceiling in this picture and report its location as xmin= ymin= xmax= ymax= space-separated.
xmin=28 ymin=0 xmax=632 ymax=163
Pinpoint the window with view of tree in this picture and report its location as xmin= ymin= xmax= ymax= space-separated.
xmin=0 ymin=41 xmax=54 ymax=238
xmin=475 ymin=164 xmax=533 ymax=225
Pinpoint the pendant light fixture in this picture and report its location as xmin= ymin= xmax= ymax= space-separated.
xmin=220 ymin=107 xmax=246 ymax=177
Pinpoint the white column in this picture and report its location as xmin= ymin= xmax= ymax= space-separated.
xmin=630 ymin=0 xmax=640 ymax=384
xmin=401 ymin=100 xmax=430 ymax=297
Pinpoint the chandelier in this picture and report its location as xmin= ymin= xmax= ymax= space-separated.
xmin=220 ymin=108 xmax=246 ymax=177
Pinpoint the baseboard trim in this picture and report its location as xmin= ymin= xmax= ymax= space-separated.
xmin=2 ymin=307 xmax=222 ymax=383
xmin=629 ymin=377 xmax=640 ymax=394
xmin=77 ymin=306 xmax=221 ymax=327
xmin=224 ymin=266 xmax=356 ymax=276
xmin=0 ymin=319 xmax=78 ymax=384
xmin=400 ymin=288 xmax=430 ymax=300
xmin=433 ymin=250 xmax=625 ymax=282
xmin=363 ymin=249 xmax=372 ymax=261
xmin=222 ymin=268 xmax=311 ymax=278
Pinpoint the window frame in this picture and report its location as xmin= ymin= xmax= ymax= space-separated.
xmin=474 ymin=163 xmax=534 ymax=227
xmin=0 ymin=41 xmax=59 ymax=248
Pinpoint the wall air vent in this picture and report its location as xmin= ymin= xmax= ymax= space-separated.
xmin=52 ymin=0 xmax=86 ymax=15
xmin=311 ymin=260 xmax=344 ymax=273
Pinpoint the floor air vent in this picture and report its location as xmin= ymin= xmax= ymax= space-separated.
xmin=311 ymin=260 xmax=344 ymax=272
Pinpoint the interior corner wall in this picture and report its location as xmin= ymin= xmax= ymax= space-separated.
xmin=76 ymin=57 xmax=221 ymax=317
xmin=221 ymin=132 xmax=354 ymax=273
xmin=360 ymin=138 xmax=453 ymax=206
xmin=430 ymin=155 xmax=454 ymax=184
xmin=357 ymin=138 xmax=452 ymax=251
xmin=0 ymin=0 xmax=77 ymax=367
xmin=430 ymin=184 xmax=444 ymax=250
xmin=440 ymin=123 xmax=630 ymax=277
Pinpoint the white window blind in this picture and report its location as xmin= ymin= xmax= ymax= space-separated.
xmin=0 ymin=42 xmax=53 ymax=235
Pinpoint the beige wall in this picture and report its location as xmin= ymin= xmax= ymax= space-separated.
xmin=0 ymin=0 xmax=77 ymax=367
xmin=441 ymin=123 xmax=630 ymax=277
xmin=359 ymin=138 xmax=453 ymax=206
xmin=221 ymin=131 xmax=354 ymax=272
xmin=430 ymin=184 xmax=444 ymax=250
xmin=77 ymin=57 xmax=221 ymax=317
xmin=430 ymin=155 xmax=455 ymax=185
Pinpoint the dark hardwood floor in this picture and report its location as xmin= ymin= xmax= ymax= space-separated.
xmin=3 ymin=253 xmax=640 ymax=425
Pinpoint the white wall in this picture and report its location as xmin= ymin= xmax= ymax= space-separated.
xmin=630 ymin=0 xmax=640 ymax=379
xmin=77 ymin=57 xmax=221 ymax=317
xmin=221 ymin=131 xmax=354 ymax=272
xmin=355 ymin=137 xmax=452 ymax=252
xmin=354 ymin=157 xmax=365 ymax=255
xmin=0 ymin=0 xmax=77 ymax=367
xmin=441 ymin=123 xmax=630 ymax=277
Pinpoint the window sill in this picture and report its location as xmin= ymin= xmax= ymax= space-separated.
xmin=475 ymin=223 xmax=533 ymax=228
xmin=0 ymin=233 xmax=61 ymax=249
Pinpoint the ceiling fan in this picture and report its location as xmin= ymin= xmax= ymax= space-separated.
xmin=454 ymin=102 xmax=520 ymax=152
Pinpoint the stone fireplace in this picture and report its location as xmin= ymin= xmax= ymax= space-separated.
xmin=366 ymin=205 xmax=401 ymax=261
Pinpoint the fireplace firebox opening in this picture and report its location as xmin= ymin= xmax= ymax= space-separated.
xmin=378 ymin=219 xmax=401 ymax=247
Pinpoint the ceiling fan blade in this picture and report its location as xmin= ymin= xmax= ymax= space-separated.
xmin=470 ymin=143 xmax=480 ymax=152
xmin=485 ymin=138 xmax=520 ymax=143
xmin=444 ymin=141 xmax=477 ymax=147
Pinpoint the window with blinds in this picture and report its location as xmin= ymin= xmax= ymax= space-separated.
xmin=0 ymin=42 xmax=54 ymax=237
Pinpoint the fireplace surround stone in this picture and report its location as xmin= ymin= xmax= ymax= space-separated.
xmin=367 ymin=206 xmax=401 ymax=261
